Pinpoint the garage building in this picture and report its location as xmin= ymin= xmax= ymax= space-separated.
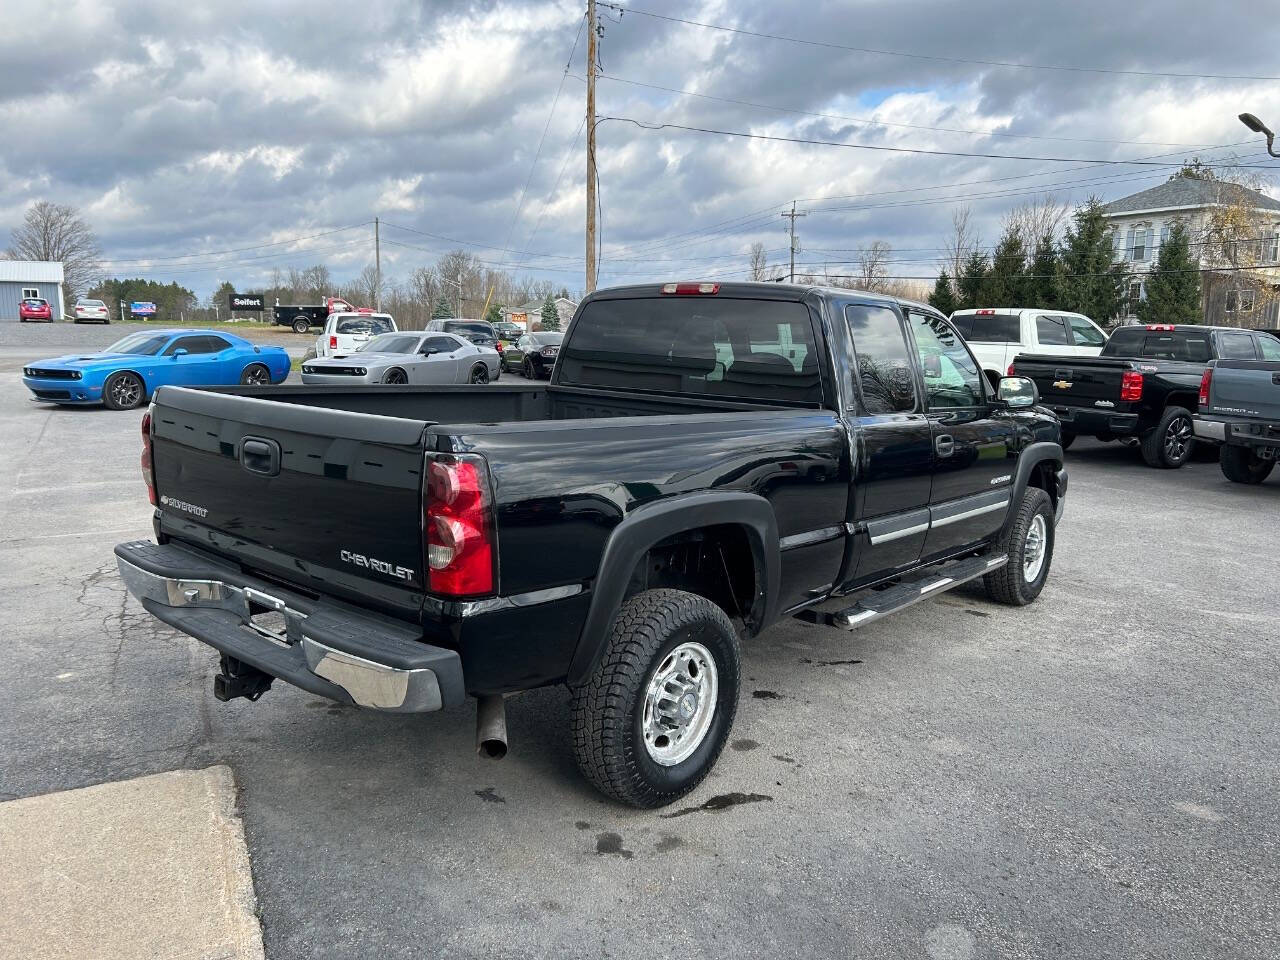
xmin=0 ymin=260 xmax=65 ymax=321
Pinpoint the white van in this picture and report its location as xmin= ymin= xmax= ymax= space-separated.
xmin=316 ymin=312 xmax=398 ymax=358
xmin=949 ymin=308 xmax=1108 ymax=387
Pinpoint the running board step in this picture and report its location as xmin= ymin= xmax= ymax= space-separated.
xmin=795 ymin=553 xmax=1008 ymax=630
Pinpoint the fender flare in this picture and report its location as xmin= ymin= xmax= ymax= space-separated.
xmin=1002 ymin=440 xmax=1064 ymax=534
xmin=565 ymin=491 xmax=780 ymax=687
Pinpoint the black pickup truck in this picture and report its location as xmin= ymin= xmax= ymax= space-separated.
xmin=1013 ymin=324 xmax=1280 ymax=468
xmin=115 ymin=282 xmax=1067 ymax=807
xmin=1193 ymin=352 xmax=1280 ymax=484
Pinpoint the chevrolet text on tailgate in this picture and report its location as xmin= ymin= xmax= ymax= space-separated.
xmin=116 ymin=281 xmax=1068 ymax=807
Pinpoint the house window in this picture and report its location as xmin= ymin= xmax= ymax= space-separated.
xmin=1132 ymin=227 xmax=1151 ymax=262
xmin=1160 ymin=225 xmax=1170 ymax=251
xmin=1239 ymin=290 xmax=1256 ymax=313
xmin=1127 ymin=280 xmax=1144 ymax=314
xmin=1112 ymin=231 xmax=1122 ymax=262
xmin=22 ymin=287 xmax=39 ymax=299
xmin=1265 ymin=227 xmax=1280 ymax=263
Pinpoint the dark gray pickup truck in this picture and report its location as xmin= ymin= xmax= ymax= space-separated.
xmin=1194 ymin=354 xmax=1280 ymax=484
xmin=116 ymin=282 xmax=1067 ymax=807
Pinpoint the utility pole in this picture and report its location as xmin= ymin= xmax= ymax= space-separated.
xmin=456 ymin=271 xmax=463 ymax=317
xmin=374 ymin=217 xmax=381 ymax=311
xmin=782 ymin=201 xmax=806 ymax=282
xmin=585 ymin=0 xmax=598 ymax=294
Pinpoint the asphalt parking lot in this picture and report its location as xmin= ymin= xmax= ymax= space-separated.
xmin=1 ymin=320 xmax=1277 ymax=959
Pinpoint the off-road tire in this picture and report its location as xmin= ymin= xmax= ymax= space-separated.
xmin=984 ymin=486 xmax=1055 ymax=606
xmin=1220 ymin=444 xmax=1275 ymax=484
xmin=571 ymin=589 xmax=740 ymax=808
xmin=1141 ymin=405 xmax=1195 ymax=469
xmin=103 ymin=371 xmax=145 ymax=410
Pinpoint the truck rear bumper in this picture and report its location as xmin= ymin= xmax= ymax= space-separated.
xmin=114 ymin=539 xmax=466 ymax=713
xmin=1052 ymin=406 xmax=1140 ymax=437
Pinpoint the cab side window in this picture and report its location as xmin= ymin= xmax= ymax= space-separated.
xmin=1067 ymin=316 xmax=1107 ymax=347
xmin=1035 ymin=314 xmax=1071 ymax=346
xmin=909 ymin=312 xmax=984 ymax=409
xmin=844 ymin=304 xmax=917 ymax=415
xmin=1218 ymin=333 xmax=1258 ymax=359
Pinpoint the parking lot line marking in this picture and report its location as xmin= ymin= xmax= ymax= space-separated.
xmin=0 ymin=766 xmax=265 ymax=960
xmin=11 ymin=479 xmax=142 ymax=495
xmin=0 ymin=526 xmax=147 ymax=545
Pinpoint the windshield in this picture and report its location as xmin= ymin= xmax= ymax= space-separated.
xmin=336 ymin=315 xmax=394 ymax=335
xmin=361 ymin=334 xmax=421 ymax=354
xmin=104 ymin=333 xmax=170 ymax=356
xmin=443 ymin=322 xmax=495 ymax=338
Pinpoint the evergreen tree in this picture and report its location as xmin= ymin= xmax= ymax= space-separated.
xmin=432 ymin=296 xmax=453 ymax=320
xmin=483 ymin=302 xmax=504 ymax=326
xmin=927 ymin=270 xmax=957 ymax=315
xmin=981 ymin=225 xmax=1027 ymax=306
xmin=540 ymin=293 xmax=561 ymax=331
xmin=1137 ymin=221 xmax=1202 ymax=324
xmin=1026 ymin=234 xmax=1059 ymax=309
xmin=1059 ymin=197 xmax=1125 ymax=322
xmin=956 ymin=251 xmax=990 ymax=310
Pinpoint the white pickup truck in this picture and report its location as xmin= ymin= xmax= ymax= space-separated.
xmin=315 ymin=311 xmax=398 ymax=358
xmin=950 ymin=308 xmax=1108 ymax=388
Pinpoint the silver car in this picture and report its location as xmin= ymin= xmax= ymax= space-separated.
xmin=300 ymin=331 xmax=501 ymax=385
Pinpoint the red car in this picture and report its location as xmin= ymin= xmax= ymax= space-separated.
xmin=19 ymin=297 xmax=53 ymax=322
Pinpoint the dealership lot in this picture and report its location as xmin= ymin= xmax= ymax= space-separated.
xmin=1 ymin=325 xmax=1278 ymax=958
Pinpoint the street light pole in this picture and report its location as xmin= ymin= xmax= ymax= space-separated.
xmin=1238 ymin=113 xmax=1280 ymax=158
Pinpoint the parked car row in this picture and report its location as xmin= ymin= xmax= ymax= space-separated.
xmin=301 ymin=331 xmax=500 ymax=385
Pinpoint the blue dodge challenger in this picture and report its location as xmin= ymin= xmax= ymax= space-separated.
xmin=21 ymin=329 xmax=291 ymax=409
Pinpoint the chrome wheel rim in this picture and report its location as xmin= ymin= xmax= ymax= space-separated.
xmin=1023 ymin=514 xmax=1047 ymax=582
xmin=471 ymin=366 xmax=489 ymax=384
xmin=245 ymin=366 xmax=268 ymax=385
xmin=642 ymin=641 xmax=718 ymax=767
xmin=111 ymin=375 xmax=141 ymax=407
xmin=1164 ymin=416 xmax=1192 ymax=461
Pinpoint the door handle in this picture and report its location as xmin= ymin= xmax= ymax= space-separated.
xmin=935 ymin=434 xmax=955 ymax=457
xmin=239 ymin=437 xmax=281 ymax=477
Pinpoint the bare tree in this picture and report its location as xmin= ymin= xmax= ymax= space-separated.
xmin=353 ymin=263 xmax=382 ymax=308
xmin=300 ymin=264 xmax=331 ymax=300
xmin=1197 ymin=167 xmax=1280 ymax=325
xmin=854 ymin=241 xmax=894 ymax=292
xmin=1004 ymin=195 xmax=1069 ymax=248
xmin=944 ymin=205 xmax=978 ymax=295
xmin=6 ymin=200 xmax=103 ymax=302
xmin=748 ymin=242 xmax=769 ymax=281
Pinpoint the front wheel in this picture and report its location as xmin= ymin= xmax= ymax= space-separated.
xmin=1060 ymin=431 xmax=1076 ymax=451
xmin=571 ymin=589 xmax=740 ymax=808
xmin=103 ymin=371 xmax=145 ymax=410
xmin=1220 ymin=444 xmax=1275 ymax=484
xmin=984 ymin=486 xmax=1055 ymax=606
xmin=1141 ymin=406 xmax=1195 ymax=468
xmin=522 ymin=358 xmax=535 ymax=380
xmin=383 ymin=367 xmax=408 ymax=385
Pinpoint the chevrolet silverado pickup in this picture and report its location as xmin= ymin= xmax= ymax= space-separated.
xmin=1013 ymin=324 xmax=1280 ymax=468
xmin=115 ymin=282 xmax=1067 ymax=808
xmin=1194 ymin=352 xmax=1280 ymax=484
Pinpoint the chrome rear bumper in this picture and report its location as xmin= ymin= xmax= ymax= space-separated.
xmin=115 ymin=540 xmax=465 ymax=713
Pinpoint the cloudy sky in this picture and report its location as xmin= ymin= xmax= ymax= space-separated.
xmin=4 ymin=0 xmax=1279 ymax=299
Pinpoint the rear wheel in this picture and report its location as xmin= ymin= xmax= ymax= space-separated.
xmin=1060 ymin=431 xmax=1076 ymax=450
xmin=470 ymin=364 xmax=490 ymax=384
xmin=103 ymin=371 xmax=145 ymax=410
xmin=383 ymin=367 xmax=408 ymax=385
xmin=291 ymin=317 xmax=310 ymax=334
xmin=523 ymin=358 xmax=535 ymax=379
xmin=1141 ymin=406 xmax=1195 ymax=469
xmin=984 ymin=486 xmax=1055 ymax=606
xmin=571 ymin=589 xmax=740 ymax=808
xmin=1220 ymin=444 xmax=1275 ymax=484
xmin=240 ymin=363 xmax=270 ymax=386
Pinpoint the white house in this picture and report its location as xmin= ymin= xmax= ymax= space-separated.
xmin=0 ymin=260 xmax=65 ymax=321
xmin=504 ymin=296 xmax=578 ymax=330
xmin=1103 ymin=177 xmax=1280 ymax=327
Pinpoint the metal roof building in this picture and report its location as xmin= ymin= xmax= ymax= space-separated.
xmin=0 ymin=260 xmax=65 ymax=321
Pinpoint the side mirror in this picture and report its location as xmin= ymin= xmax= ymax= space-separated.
xmin=172 ymin=348 xmax=188 ymax=358
xmin=997 ymin=376 xmax=1039 ymax=408
xmin=420 ymin=346 xmax=438 ymax=356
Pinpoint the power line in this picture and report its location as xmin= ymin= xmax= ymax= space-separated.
xmin=590 ymin=73 xmax=1218 ymax=148
xmin=603 ymin=117 xmax=1280 ymax=168
xmin=597 ymin=3 xmax=1280 ymax=82
xmin=98 ymin=223 xmax=373 ymax=264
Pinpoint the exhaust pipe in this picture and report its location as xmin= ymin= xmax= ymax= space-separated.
xmin=476 ymin=694 xmax=508 ymax=759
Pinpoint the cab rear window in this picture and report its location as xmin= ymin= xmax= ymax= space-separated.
xmin=951 ymin=312 xmax=1020 ymax=343
xmin=559 ymin=297 xmax=822 ymax=404
xmin=336 ymin=316 xmax=394 ymax=335
xmin=1102 ymin=329 xmax=1210 ymax=362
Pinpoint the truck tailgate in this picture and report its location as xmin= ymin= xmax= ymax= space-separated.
xmin=1011 ymin=354 xmax=1131 ymax=407
xmin=148 ymin=386 xmax=429 ymax=609
xmin=1208 ymin=360 xmax=1280 ymax=420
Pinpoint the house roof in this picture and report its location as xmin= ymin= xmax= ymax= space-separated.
xmin=1103 ymin=177 xmax=1280 ymax=216
xmin=510 ymin=296 xmax=577 ymax=314
xmin=0 ymin=260 xmax=64 ymax=283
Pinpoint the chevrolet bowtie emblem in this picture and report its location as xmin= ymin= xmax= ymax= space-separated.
xmin=1052 ymin=380 xmax=1072 ymax=389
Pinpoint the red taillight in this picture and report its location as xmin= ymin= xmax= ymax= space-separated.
xmin=1146 ymin=324 xmax=1174 ymax=331
xmin=424 ymin=456 xmax=494 ymax=597
xmin=661 ymin=282 xmax=720 ymax=295
xmin=1198 ymin=368 xmax=1212 ymax=408
xmin=1121 ymin=370 xmax=1144 ymax=402
xmin=977 ymin=309 xmax=995 ymax=316
xmin=329 ymin=335 xmax=338 ymax=348
xmin=140 ymin=410 xmax=156 ymax=505
xmin=1007 ymin=362 xmax=1016 ymax=376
